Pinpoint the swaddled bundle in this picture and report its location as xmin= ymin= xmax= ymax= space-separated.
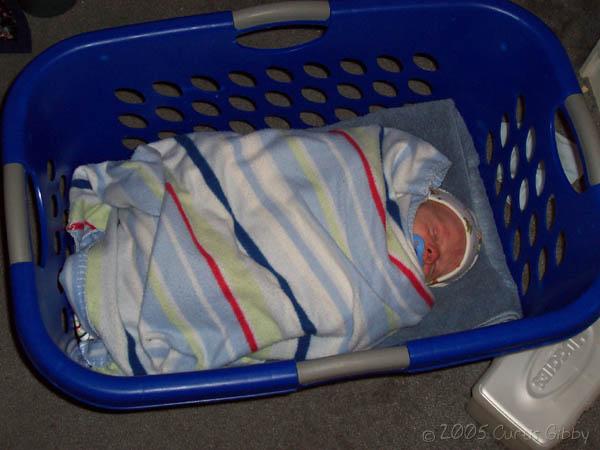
xmin=60 ymin=125 xmax=451 ymax=375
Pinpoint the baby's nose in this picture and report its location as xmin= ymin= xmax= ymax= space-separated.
xmin=423 ymin=243 xmax=440 ymax=264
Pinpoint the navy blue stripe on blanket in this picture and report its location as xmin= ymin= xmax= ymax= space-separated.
xmin=71 ymin=179 xmax=92 ymax=190
xmin=378 ymin=127 xmax=403 ymax=231
xmin=175 ymin=135 xmax=316 ymax=361
xmin=125 ymin=330 xmax=147 ymax=376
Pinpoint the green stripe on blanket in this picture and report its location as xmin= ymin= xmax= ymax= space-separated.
xmin=172 ymin=181 xmax=286 ymax=352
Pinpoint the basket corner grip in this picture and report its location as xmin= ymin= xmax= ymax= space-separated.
xmin=3 ymin=163 xmax=33 ymax=264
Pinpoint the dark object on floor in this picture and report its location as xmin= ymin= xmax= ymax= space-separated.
xmin=17 ymin=0 xmax=75 ymax=17
xmin=0 ymin=0 xmax=30 ymax=52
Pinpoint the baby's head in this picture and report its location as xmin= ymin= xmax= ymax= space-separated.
xmin=412 ymin=189 xmax=482 ymax=286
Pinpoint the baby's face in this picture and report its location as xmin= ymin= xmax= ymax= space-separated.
xmin=413 ymin=200 xmax=466 ymax=284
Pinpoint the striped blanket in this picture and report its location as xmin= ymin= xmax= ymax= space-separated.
xmin=59 ymin=126 xmax=451 ymax=375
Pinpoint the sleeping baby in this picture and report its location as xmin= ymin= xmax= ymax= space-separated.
xmin=59 ymin=125 xmax=482 ymax=375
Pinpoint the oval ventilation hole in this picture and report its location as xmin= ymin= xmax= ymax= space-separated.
xmin=510 ymin=145 xmax=519 ymax=179
xmin=65 ymin=238 xmax=74 ymax=256
xmin=485 ymin=131 xmax=494 ymax=164
xmin=302 ymin=87 xmax=327 ymax=104
xmin=555 ymin=231 xmax=566 ymax=265
xmin=59 ymin=175 xmax=67 ymax=199
xmin=156 ymin=107 xmax=184 ymax=122
xmin=340 ymin=59 xmax=366 ymax=75
xmin=376 ymin=56 xmax=402 ymax=73
xmin=229 ymin=96 xmax=256 ymax=112
xmin=538 ymin=247 xmax=547 ymax=281
xmin=152 ymin=82 xmax=182 ymax=97
xmin=303 ymin=63 xmax=329 ymax=79
xmin=515 ymin=95 xmax=525 ymax=128
xmin=536 ymin=161 xmax=545 ymax=196
xmin=335 ymin=108 xmax=358 ymax=121
xmin=229 ymin=120 xmax=255 ymax=134
xmin=412 ymin=53 xmax=438 ymax=71
xmin=50 ymin=194 xmax=58 ymax=218
xmin=228 ymin=71 xmax=256 ymax=88
xmin=63 ymin=210 xmax=69 ymax=227
xmin=47 ymin=160 xmax=55 ymax=181
xmin=114 ymin=88 xmax=145 ymax=104
xmin=266 ymin=91 xmax=292 ymax=108
xmin=373 ymin=81 xmax=397 ymax=97
xmin=300 ymin=111 xmax=325 ymax=127
xmin=26 ymin=175 xmax=42 ymax=266
xmin=526 ymin=127 xmax=535 ymax=161
xmin=53 ymin=231 xmax=61 ymax=255
xmin=500 ymin=114 xmax=510 ymax=148
xmin=504 ymin=195 xmax=512 ymax=227
xmin=554 ymin=109 xmax=586 ymax=193
xmin=521 ymin=262 xmax=531 ymax=295
xmin=64 ymin=235 xmax=73 ymax=257
xmin=264 ymin=115 xmax=290 ymax=129
xmin=191 ymin=76 xmax=219 ymax=92
xmin=193 ymin=124 xmax=216 ymax=132
xmin=158 ymin=131 xmax=177 ymax=139
xmin=519 ymin=179 xmax=529 ymax=211
xmin=529 ymin=213 xmax=537 ymax=247
xmin=496 ymin=163 xmax=504 ymax=196
xmin=119 ymin=114 xmax=148 ymax=129
xmin=266 ymin=67 xmax=293 ymax=83
xmin=512 ymin=228 xmax=521 ymax=261
xmin=193 ymin=101 xmax=220 ymax=117
xmin=237 ymin=26 xmax=325 ymax=50
xmin=369 ymin=105 xmax=384 ymax=113
xmin=546 ymin=195 xmax=556 ymax=230
xmin=408 ymin=79 xmax=432 ymax=96
xmin=122 ymin=137 xmax=147 ymax=150
xmin=337 ymin=83 xmax=362 ymax=100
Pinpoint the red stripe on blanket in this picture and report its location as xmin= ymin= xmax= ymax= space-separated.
xmin=329 ymin=129 xmax=387 ymax=226
xmin=389 ymin=255 xmax=434 ymax=308
xmin=165 ymin=182 xmax=258 ymax=352
xmin=66 ymin=221 xmax=97 ymax=231
xmin=330 ymin=129 xmax=433 ymax=308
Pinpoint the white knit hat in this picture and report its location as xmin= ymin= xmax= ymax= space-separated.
xmin=426 ymin=188 xmax=482 ymax=287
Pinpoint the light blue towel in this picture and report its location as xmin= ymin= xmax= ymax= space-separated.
xmin=331 ymin=100 xmax=522 ymax=346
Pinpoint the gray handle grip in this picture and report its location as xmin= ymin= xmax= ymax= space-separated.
xmin=565 ymin=94 xmax=600 ymax=186
xmin=232 ymin=1 xmax=330 ymax=31
xmin=4 ymin=163 xmax=33 ymax=264
xmin=297 ymin=346 xmax=410 ymax=385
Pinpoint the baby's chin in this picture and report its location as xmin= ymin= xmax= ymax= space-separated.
xmin=422 ymin=264 xmax=435 ymax=282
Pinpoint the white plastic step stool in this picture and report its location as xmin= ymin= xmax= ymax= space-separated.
xmin=468 ymin=318 xmax=600 ymax=449
xmin=581 ymin=37 xmax=600 ymax=111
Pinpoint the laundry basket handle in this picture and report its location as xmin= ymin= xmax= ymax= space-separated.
xmin=565 ymin=94 xmax=600 ymax=185
xmin=3 ymin=163 xmax=32 ymax=264
xmin=296 ymin=346 xmax=410 ymax=385
xmin=232 ymin=1 xmax=330 ymax=30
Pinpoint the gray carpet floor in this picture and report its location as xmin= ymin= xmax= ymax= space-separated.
xmin=1 ymin=1 xmax=599 ymax=449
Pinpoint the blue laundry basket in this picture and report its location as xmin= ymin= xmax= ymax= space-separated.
xmin=3 ymin=0 xmax=600 ymax=410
